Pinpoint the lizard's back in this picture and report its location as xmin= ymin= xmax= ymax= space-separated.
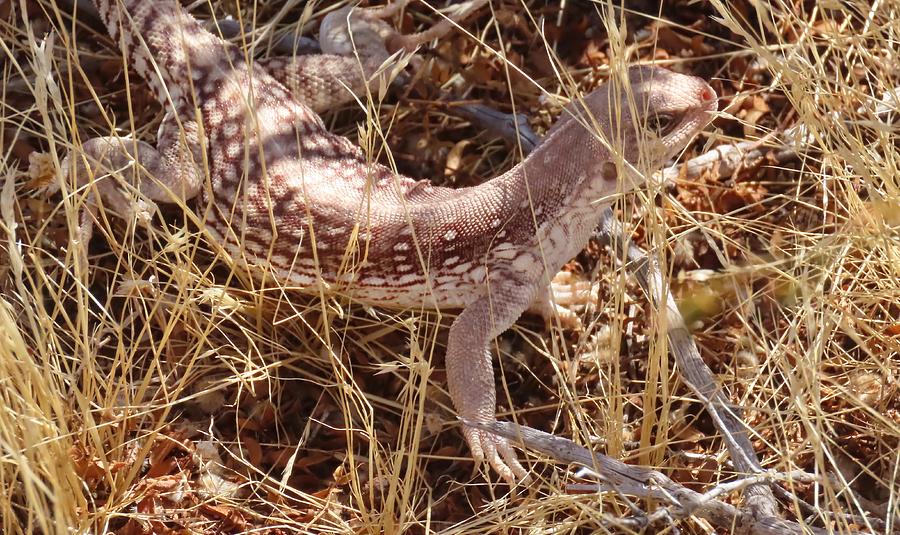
xmin=181 ymin=31 xmax=509 ymax=308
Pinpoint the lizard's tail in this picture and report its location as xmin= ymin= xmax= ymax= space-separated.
xmin=377 ymin=0 xmax=489 ymax=52
xmin=363 ymin=0 xmax=415 ymax=19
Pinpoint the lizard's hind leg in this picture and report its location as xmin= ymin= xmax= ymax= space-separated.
xmin=260 ymin=1 xmax=489 ymax=111
xmin=257 ymin=55 xmax=377 ymax=113
xmin=58 ymin=113 xmax=205 ymax=244
xmin=385 ymin=0 xmax=489 ymax=53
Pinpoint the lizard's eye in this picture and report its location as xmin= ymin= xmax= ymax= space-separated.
xmin=647 ymin=113 xmax=678 ymax=136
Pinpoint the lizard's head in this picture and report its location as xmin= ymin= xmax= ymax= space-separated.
xmin=552 ymin=65 xmax=718 ymax=188
xmin=615 ymin=66 xmax=718 ymax=167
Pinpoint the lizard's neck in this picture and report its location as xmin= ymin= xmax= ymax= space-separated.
xmin=485 ymin=123 xmax=622 ymax=230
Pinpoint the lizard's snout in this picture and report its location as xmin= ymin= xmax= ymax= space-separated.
xmin=696 ymin=83 xmax=719 ymax=115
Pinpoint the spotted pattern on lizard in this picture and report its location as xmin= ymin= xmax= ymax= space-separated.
xmin=61 ymin=0 xmax=718 ymax=482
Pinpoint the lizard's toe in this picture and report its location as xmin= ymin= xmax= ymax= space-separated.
xmin=548 ymin=272 xmax=599 ymax=330
xmin=463 ymin=425 xmax=486 ymax=465
xmin=529 ymin=271 xmax=600 ymax=331
xmin=463 ymin=424 xmax=530 ymax=484
xmin=550 ymin=271 xmax=599 ymax=309
xmin=494 ymin=434 xmax=530 ymax=483
xmin=547 ymin=304 xmax=584 ymax=331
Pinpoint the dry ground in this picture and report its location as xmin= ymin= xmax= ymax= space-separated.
xmin=0 ymin=0 xmax=898 ymax=533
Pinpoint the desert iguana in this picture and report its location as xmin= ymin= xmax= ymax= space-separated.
xmin=58 ymin=0 xmax=717 ymax=483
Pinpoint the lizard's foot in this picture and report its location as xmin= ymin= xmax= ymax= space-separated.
xmin=529 ymin=271 xmax=598 ymax=331
xmin=463 ymin=422 xmax=531 ymax=484
xmin=56 ymin=137 xmax=159 ymax=245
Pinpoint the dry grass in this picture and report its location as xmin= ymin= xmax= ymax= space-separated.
xmin=0 ymin=0 xmax=898 ymax=533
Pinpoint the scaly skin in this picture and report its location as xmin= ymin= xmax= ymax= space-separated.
xmin=62 ymin=1 xmax=717 ymax=482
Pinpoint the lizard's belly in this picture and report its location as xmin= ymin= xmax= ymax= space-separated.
xmin=328 ymin=279 xmax=482 ymax=310
xmin=243 ymin=249 xmax=487 ymax=310
xmin=203 ymin=203 xmax=491 ymax=311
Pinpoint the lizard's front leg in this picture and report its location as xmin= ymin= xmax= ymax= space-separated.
xmin=528 ymin=272 xmax=599 ymax=331
xmin=447 ymin=269 xmax=540 ymax=483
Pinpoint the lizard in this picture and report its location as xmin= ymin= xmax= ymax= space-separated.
xmin=55 ymin=0 xmax=718 ymax=483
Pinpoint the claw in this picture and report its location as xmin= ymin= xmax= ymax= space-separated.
xmin=463 ymin=423 xmax=530 ymax=484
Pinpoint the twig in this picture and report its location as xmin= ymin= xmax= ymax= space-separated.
xmin=594 ymin=208 xmax=780 ymax=518
xmin=464 ymin=420 xmax=855 ymax=535
xmin=659 ymin=136 xmax=798 ymax=184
